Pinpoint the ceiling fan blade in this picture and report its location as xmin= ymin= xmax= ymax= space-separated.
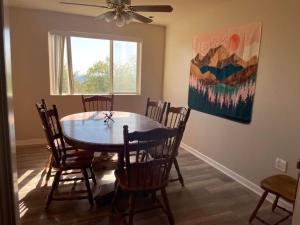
xmin=95 ymin=11 xmax=116 ymax=21
xmin=60 ymin=2 xmax=109 ymax=9
xmin=130 ymin=12 xmax=153 ymax=24
xmin=130 ymin=5 xmax=173 ymax=12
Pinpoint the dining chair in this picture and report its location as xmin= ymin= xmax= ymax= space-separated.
xmin=36 ymin=99 xmax=54 ymax=181
xmin=164 ymin=104 xmax=191 ymax=187
xmin=112 ymin=121 xmax=185 ymax=225
xmin=82 ymin=95 xmax=115 ymax=162
xmin=249 ymin=160 xmax=300 ymax=225
xmin=36 ymin=99 xmax=95 ymax=182
xmin=145 ymin=97 xmax=167 ymax=123
xmin=36 ymin=103 xmax=97 ymax=208
xmin=81 ymin=95 xmax=114 ymax=112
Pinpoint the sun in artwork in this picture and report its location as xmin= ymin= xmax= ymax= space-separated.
xmin=229 ymin=33 xmax=240 ymax=51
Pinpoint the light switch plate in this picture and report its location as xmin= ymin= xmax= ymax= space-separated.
xmin=275 ymin=158 xmax=287 ymax=172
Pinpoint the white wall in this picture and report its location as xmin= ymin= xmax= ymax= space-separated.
xmin=163 ymin=0 xmax=300 ymax=185
xmin=9 ymin=7 xmax=166 ymax=142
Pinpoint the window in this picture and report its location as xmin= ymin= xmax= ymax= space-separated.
xmin=48 ymin=31 xmax=141 ymax=95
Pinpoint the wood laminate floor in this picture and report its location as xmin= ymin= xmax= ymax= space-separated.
xmin=17 ymin=145 xmax=292 ymax=225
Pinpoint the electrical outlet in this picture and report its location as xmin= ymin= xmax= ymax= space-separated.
xmin=275 ymin=158 xmax=287 ymax=172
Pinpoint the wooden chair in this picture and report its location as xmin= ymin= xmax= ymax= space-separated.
xmin=145 ymin=97 xmax=167 ymax=123
xmin=81 ymin=95 xmax=115 ymax=161
xmin=36 ymin=103 xmax=96 ymax=208
xmin=249 ymin=160 xmax=300 ymax=225
xmin=36 ymin=99 xmax=54 ymax=181
xmin=81 ymin=95 xmax=114 ymax=112
xmin=36 ymin=99 xmax=95 ymax=182
xmin=112 ymin=121 xmax=185 ymax=225
xmin=164 ymin=104 xmax=191 ymax=187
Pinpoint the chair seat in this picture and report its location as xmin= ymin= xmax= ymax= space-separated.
xmin=115 ymin=167 xmax=167 ymax=192
xmin=65 ymin=149 xmax=94 ymax=160
xmin=261 ymin=175 xmax=297 ymax=202
xmin=52 ymin=158 xmax=92 ymax=170
xmin=55 ymin=140 xmax=93 ymax=158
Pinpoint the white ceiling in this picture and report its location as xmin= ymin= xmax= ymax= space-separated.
xmin=8 ymin=0 xmax=182 ymax=25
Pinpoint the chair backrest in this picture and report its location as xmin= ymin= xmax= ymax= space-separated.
xmin=164 ymin=104 xmax=191 ymax=129
xmin=81 ymin=95 xmax=114 ymax=112
xmin=35 ymin=101 xmax=65 ymax=166
xmin=122 ymin=121 xmax=185 ymax=190
xmin=145 ymin=97 xmax=167 ymax=123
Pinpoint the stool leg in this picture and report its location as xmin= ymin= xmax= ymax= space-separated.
xmin=249 ymin=190 xmax=268 ymax=223
xmin=272 ymin=195 xmax=279 ymax=212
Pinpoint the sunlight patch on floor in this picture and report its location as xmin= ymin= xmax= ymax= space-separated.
xmin=19 ymin=201 xmax=28 ymax=218
xmin=18 ymin=169 xmax=34 ymax=184
xmin=18 ymin=169 xmax=44 ymax=200
xmin=101 ymin=170 xmax=115 ymax=183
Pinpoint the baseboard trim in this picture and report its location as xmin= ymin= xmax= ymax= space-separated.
xmin=16 ymin=138 xmax=46 ymax=147
xmin=181 ymin=142 xmax=292 ymax=211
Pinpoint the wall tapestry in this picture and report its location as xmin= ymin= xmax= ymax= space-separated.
xmin=188 ymin=22 xmax=262 ymax=123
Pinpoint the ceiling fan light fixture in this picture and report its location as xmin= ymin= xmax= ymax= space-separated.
xmin=116 ymin=13 xmax=126 ymax=27
xmin=104 ymin=11 xmax=116 ymax=23
xmin=124 ymin=12 xmax=133 ymax=24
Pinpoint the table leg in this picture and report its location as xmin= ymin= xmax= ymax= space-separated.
xmin=95 ymin=191 xmax=116 ymax=206
xmin=94 ymin=151 xmax=124 ymax=206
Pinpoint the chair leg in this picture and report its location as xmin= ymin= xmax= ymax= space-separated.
xmin=111 ymin=182 xmax=120 ymax=213
xmin=272 ymin=195 xmax=279 ymax=212
xmin=173 ymin=158 xmax=184 ymax=187
xmin=249 ymin=190 xmax=268 ymax=223
xmin=82 ymin=168 xmax=94 ymax=206
xmin=89 ymin=166 xmax=97 ymax=185
xmin=128 ymin=193 xmax=135 ymax=225
xmin=45 ymin=153 xmax=52 ymax=169
xmin=151 ymin=191 xmax=157 ymax=203
xmin=45 ymin=154 xmax=53 ymax=182
xmin=161 ymin=187 xmax=175 ymax=225
xmin=45 ymin=170 xmax=61 ymax=209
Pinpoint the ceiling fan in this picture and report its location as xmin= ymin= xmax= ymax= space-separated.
xmin=60 ymin=0 xmax=173 ymax=27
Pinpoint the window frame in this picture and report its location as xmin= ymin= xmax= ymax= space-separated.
xmin=48 ymin=30 xmax=142 ymax=96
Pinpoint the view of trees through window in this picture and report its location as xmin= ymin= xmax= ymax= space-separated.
xmin=58 ymin=35 xmax=140 ymax=95
xmin=113 ymin=41 xmax=137 ymax=93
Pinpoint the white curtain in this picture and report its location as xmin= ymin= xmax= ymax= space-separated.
xmin=50 ymin=34 xmax=66 ymax=95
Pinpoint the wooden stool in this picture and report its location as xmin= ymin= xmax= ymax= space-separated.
xmin=249 ymin=161 xmax=300 ymax=225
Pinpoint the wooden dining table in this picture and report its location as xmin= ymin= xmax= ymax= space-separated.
xmin=61 ymin=111 xmax=164 ymax=153
xmin=60 ymin=111 xmax=164 ymax=204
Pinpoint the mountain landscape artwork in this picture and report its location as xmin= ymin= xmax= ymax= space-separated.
xmin=188 ymin=22 xmax=262 ymax=123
